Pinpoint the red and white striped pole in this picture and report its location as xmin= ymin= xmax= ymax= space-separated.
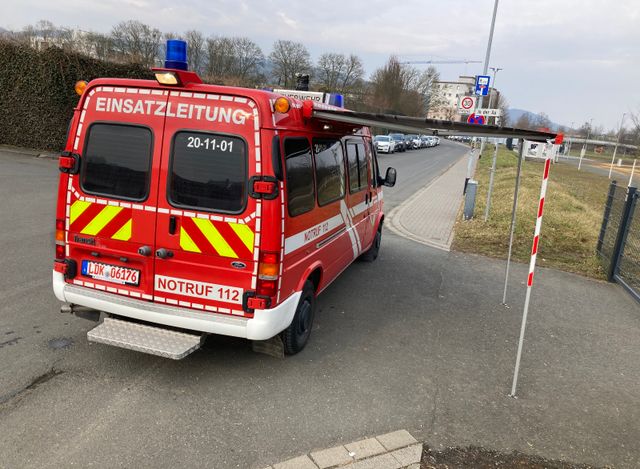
xmin=509 ymin=156 xmax=551 ymax=398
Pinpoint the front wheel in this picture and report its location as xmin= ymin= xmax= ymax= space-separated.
xmin=281 ymin=280 xmax=316 ymax=355
xmin=360 ymin=225 xmax=382 ymax=262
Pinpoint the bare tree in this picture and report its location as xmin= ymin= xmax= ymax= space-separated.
xmin=369 ymin=56 xmax=433 ymax=116
xmin=415 ymin=65 xmax=443 ymax=113
xmin=315 ymin=52 xmax=365 ymax=96
xmin=184 ymin=30 xmax=206 ymax=74
xmin=204 ymin=36 xmax=264 ymax=86
xmin=268 ymin=40 xmax=311 ymax=88
xmin=515 ymin=113 xmax=532 ymax=130
xmin=111 ymin=20 xmax=162 ymax=67
xmin=83 ymin=32 xmax=112 ymax=60
xmin=206 ymin=36 xmax=237 ymax=82
xmin=316 ymin=53 xmax=345 ymax=91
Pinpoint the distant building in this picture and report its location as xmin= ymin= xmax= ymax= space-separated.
xmin=428 ymin=75 xmax=500 ymax=123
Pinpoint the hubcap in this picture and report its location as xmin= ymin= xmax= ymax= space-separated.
xmin=297 ymin=300 xmax=312 ymax=336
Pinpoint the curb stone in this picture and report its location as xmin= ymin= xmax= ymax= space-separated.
xmin=267 ymin=430 xmax=422 ymax=469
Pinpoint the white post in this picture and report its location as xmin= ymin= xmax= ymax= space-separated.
xmin=609 ymin=113 xmax=626 ymax=179
xmin=510 ymin=156 xmax=551 ymax=398
xmin=630 ymin=159 xmax=637 ymax=187
xmin=484 ymin=141 xmax=499 ymax=221
xmin=502 ymin=142 xmax=525 ymax=305
xmin=578 ymin=118 xmax=593 ymax=171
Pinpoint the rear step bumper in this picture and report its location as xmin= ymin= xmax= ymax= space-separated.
xmin=53 ymin=271 xmax=300 ymax=341
xmin=88 ymin=317 xmax=203 ymax=359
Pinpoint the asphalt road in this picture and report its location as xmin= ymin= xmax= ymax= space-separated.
xmin=0 ymin=142 xmax=468 ymax=468
xmin=1 ymin=143 xmax=638 ymax=468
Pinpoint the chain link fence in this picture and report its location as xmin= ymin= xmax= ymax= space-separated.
xmin=597 ymin=181 xmax=639 ymax=302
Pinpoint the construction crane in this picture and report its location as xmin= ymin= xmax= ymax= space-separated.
xmin=400 ymin=59 xmax=482 ymax=65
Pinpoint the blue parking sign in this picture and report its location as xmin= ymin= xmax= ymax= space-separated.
xmin=475 ymin=75 xmax=491 ymax=96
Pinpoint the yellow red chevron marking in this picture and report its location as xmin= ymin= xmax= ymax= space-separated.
xmin=81 ymin=206 xmax=123 ymax=235
xmin=191 ymin=218 xmax=238 ymax=258
xmin=69 ymin=200 xmax=91 ymax=225
xmin=111 ymin=219 xmax=132 ymax=241
xmin=68 ymin=200 xmax=133 ymax=241
xmin=180 ymin=226 xmax=201 ymax=253
xmin=229 ymin=222 xmax=254 ymax=252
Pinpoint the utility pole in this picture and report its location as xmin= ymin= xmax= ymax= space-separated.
xmin=483 ymin=66 xmax=503 ymax=221
xmin=477 ymin=0 xmax=499 ymax=158
xmin=609 ymin=112 xmax=626 ymax=179
xmin=578 ymin=118 xmax=593 ymax=171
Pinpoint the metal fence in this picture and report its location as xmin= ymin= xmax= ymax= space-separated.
xmin=597 ymin=181 xmax=639 ymax=302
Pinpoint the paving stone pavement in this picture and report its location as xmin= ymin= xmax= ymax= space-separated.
xmin=387 ymin=150 xmax=474 ymax=251
xmin=267 ymin=430 xmax=421 ymax=469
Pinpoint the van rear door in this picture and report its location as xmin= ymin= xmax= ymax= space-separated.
xmin=153 ymin=91 xmax=260 ymax=316
xmin=66 ymin=86 xmax=168 ymax=300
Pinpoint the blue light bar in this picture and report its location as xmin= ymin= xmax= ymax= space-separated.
xmin=165 ymin=39 xmax=188 ymax=70
xmin=327 ymin=93 xmax=344 ymax=108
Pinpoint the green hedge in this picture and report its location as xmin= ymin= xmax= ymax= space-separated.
xmin=0 ymin=40 xmax=152 ymax=151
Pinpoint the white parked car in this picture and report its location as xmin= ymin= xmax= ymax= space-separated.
xmin=374 ymin=135 xmax=395 ymax=153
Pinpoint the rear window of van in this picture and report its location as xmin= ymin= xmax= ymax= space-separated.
xmin=168 ymin=131 xmax=247 ymax=213
xmin=81 ymin=123 xmax=152 ymax=201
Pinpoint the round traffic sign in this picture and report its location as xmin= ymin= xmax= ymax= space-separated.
xmin=461 ymin=96 xmax=475 ymax=110
xmin=467 ymin=113 xmax=485 ymax=125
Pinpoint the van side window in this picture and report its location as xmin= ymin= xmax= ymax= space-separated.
xmin=369 ymin=141 xmax=380 ymax=187
xmin=284 ymin=138 xmax=315 ymax=216
xmin=169 ymin=131 xmax=247 ymax=213
xmin=313 ymin=139 xmax=346 ymax=206
xmin=346 ymin=142 xmax=368 ymax=193
xmin=81 ymin=123 xmax=152 ymax=201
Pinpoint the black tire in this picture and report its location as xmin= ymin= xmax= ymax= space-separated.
xmin=282 ymin=280 xmax=316 ymax=355
xmin=360 ymin=225 xmax=382 ymax=262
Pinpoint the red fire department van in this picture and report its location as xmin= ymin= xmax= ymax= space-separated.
xmin=53 ymin=40 xmax=397 ymax=358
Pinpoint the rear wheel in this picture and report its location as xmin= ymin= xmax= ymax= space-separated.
xmin=282 ymin=280 xmax=316 ymax=355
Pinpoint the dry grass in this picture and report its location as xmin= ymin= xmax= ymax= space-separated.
xmin=452 ymin=145 xmax=611 ymax=279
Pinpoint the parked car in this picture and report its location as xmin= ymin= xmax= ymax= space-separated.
xmin=406 ymin=134 xmax=422 ymax=149
xmin=389 ymin=133 xmax=406 ymax=152
xmin=374 ymin=135 xmax=395 ymax=153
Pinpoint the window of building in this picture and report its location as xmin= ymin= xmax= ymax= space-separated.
xmin=313 ymin=139 xmax=346 ymax=206
xmin=169 ymin=131 xmax=247 ymax=213
xmin=81 ymin=123 xmax=152 ymax=201
xmin=284 ymin=137 xmax=315 ymax=216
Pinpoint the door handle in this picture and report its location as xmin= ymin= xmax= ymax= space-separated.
xmin=138 ymin=245 xmax=152 ymax=256
xmin=156 ymin=248 xmax=174 ymax=259
xmin=169 ymin=216 xmax=177 ymax=235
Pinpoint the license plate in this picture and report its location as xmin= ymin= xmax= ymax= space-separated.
xmin=81 ymin=260 xmax=140 ymax=286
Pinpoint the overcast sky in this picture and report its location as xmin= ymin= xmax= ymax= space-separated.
xmin=4 ymin=0 xmax=640 ymax=131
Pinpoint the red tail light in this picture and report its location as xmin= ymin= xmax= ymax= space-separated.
xmin=258 ymin=251 xmax=279 ymax=281
xmin=55 ymin=218 xmax=66 ymax=261
xmin=257 ymin=280 xmax=277 ymax=298
xmin=256 ymin=251 xmax=280 ymax=306
xmin=55 ymin=244 xmax=65 ymax=261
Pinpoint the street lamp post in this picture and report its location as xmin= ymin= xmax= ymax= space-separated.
xmin=483 ymin=66 xmax=503 ymax=221
xmin=566 ymin=121 xmax=575 ymax=156
xmin=578 ymin=118 xmax=593 ymax=171
xmin=609 ymin=113 xmax=626 ymax=179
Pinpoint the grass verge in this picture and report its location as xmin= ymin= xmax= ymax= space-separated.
xmin=452 ymin=145 xmax=611 ymax=279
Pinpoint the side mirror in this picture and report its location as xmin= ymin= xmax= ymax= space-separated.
xmin=383 ymin=167 xmax=396 ymax=187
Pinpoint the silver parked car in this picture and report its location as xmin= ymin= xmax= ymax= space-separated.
xmin=374 ymin=135 xmax=395 ymax=153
